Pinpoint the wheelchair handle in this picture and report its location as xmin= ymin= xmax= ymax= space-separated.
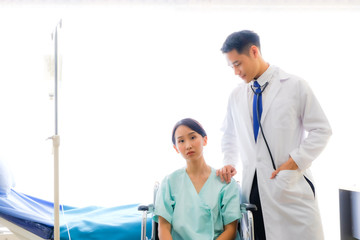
xmin=138 ymin=204 xmax=154 ymax=212
xmin=241 ymin=203 xmax=257 ymax=212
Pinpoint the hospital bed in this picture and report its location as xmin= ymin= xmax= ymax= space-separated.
xmin=0 ymin=189 xmax=152 ymax=240
xmin=138 ymin=182 xmax=257 ymax=240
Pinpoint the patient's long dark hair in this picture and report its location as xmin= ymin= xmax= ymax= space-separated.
xmin=172 ymin=118 xmax=207 ymax=145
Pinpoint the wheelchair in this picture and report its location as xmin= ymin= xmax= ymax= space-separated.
xmin=138 ymin=182 xmax=257 ymax=240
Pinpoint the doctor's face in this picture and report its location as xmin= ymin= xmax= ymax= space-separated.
xmin=173 ymin=125 xmax=207 ymax=162
xmin=225 ymin=47 xmax=260 ymax=83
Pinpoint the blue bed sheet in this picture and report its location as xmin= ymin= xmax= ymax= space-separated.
xmin=0 ymin=189 xmax=152 ymax=239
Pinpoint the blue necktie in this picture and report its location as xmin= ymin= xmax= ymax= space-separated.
xmin=253 ymin=81 xmax=262 ymax=142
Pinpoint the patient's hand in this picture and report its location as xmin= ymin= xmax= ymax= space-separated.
xmin=216 ymin=165 xmax=237 ymax=184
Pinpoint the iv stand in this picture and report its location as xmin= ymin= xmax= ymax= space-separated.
xmin=50 ymin=19 xmax=62 ymax=240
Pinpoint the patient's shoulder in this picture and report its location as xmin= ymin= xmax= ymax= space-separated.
xmin=212 ymin=174 xmax=239 ymax=191
xmin=168 ymin=167 xmax=186 ymax=178
xmin=161 ymin=168 xmax=186 ymax=184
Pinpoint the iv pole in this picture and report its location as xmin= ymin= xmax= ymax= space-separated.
xmin=50 ymin=19 xmax=62 ymax=240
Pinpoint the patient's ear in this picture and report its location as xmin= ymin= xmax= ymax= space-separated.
xmin=173 ymin=145 xmax=179 ymax=153
xmin=203 ymin=136 xmax=208 ymax=146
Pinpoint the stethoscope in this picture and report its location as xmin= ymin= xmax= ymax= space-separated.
xmin=251 ymin=82 xmax=276 ymax=170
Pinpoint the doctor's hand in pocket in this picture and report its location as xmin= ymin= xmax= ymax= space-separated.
xmin=270 ymin=157 xmax=299 ymax=179
xmin=216 ymin=165 xmax=237 ymax=184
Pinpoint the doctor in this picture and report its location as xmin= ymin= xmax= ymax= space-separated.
xmin=216 ymin=30 xmax=332 ymax=240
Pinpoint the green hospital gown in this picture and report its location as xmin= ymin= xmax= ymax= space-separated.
xmin=154 ymin=167 xmax=241 ymax=240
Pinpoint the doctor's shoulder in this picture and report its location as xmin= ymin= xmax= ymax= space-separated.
xmin=280 ymin=72 xmax=315 ymax=99
xmin=231 ymin=82 xmax=247 ymax=95
xmin=227 ymin=82 xmax=247 ymax=104
xmin=277 ymin=68 xmax=309 ymax=87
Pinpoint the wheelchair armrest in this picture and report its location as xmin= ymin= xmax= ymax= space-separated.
xmin=138 ymin=204 xmax=154 ymax=212
xmin=138 ymin=205 xmax=149 ymax=211
xmin=241 ymin=203 xmax=257 ymax=212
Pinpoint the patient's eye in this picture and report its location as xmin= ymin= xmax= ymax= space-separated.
xmin=178 ymin=139 xmax=184 ymax=144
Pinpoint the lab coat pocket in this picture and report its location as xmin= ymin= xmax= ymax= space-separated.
xmin=274 ymin=170 xmax=304 ymax=203
xmin=275 ymin=170 xmax=299 ymax=187
xmin=303 ymin=175 xmax=316 ymax=199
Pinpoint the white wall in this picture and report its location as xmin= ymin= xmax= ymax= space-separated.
xmin=1 ymin=2 xmax=359 ymax=239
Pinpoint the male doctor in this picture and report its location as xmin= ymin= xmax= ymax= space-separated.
xmin=217 ymin=30 xmax=332 ymax=240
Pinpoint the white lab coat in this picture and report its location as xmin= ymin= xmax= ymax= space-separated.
xmin=221 ymin=66 xmax=332 ymax=240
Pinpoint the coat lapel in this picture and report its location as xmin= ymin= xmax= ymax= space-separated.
xmin=260 ymin=70 xmax=288 ymax=124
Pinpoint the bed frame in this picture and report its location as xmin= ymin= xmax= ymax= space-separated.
xmin=0 ymin=222 xmax=21 ymax=240
xmin=0 ymin=219 xmax=45 ymax=240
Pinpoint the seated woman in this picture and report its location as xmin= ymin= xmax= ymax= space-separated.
xmin=154 ymin=118 xmax=241 ymax=240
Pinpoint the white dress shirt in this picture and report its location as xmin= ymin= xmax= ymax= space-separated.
xmin=248 ymin=64 xmax=276 ymax=122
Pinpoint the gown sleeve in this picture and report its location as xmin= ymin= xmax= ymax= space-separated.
xmin=220 ymin=180 xmax=242 ymax=225
xmin=153 ymin=175 xmax=175 ymax=224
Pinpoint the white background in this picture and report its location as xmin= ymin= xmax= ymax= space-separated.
xmin=1 ymin=1 xmax=360 ymax=239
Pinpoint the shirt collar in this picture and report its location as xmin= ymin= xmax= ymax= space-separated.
xmin=252 ymin=64 xmax=275 ymax=87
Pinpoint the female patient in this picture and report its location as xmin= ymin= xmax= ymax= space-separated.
xmin=154 ymin=118 xmax=241 ymax=240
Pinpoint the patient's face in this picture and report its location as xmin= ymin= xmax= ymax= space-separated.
xmin=173 ymin=125 xmax=207 ymax=162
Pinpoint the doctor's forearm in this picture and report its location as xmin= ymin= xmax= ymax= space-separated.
xmin=290 ymin=127 xmax=332 ymax=170
xmin=221 ymin=136 xmax=240 ymax=167
xmin=294 ymin=81 xmax=332 ymax=170
xmin=284 ymin=157 xmax=299 ymax=170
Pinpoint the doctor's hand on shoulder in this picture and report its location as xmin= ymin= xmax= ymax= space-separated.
xmin=270 ymin=157 xmax=299 ymax=179
xmin=216 ymin=165 xmax=237 ymax=184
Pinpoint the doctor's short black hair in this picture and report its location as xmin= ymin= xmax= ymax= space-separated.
xmin=221 ymin=30 xmax=261 ymax=55
xmin=172 ymin=118 xmax=207 ymax=145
